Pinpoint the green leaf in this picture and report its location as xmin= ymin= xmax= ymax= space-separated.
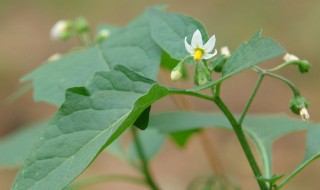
xmin=21 ymin=47 xmax=109 ymax=106
xmin=12 ymin=65 xmax=176 ymax=190
xmin=0 ymin=122 xmax=45 ymax=167
xmin=100 ymin=12 xmax=162 ymax=81
xmin=148 ymin=8 xmax=207 ymax=60
xmin=150 ymin=112 xmax=311 ymax=178
xmin=149 ymin=112 xmax=231 ymax=133
xmin=188 ymin=30 xmax=286 ymax=91
xmin=22 ymin=11 xmax=162 ymax=106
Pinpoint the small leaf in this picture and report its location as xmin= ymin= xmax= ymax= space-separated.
xmin=148 ymin=8 xmax=208 ymax=60
xmin=0 ymin=122 xmax=45 ymax=167
xmin=12 ymin=66 xmax=176 ymax=190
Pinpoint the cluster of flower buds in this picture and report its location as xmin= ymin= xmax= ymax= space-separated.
xmin=50 ymin=17 xmax=111 ymax=43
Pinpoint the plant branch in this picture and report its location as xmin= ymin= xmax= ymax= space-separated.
xmin=239 ymin=74 xmax=265 ymax=124
xmin=213 ymin=96 xmax=268 ymax=190
xmin=131 ymin=127 xmax=160 ymax=190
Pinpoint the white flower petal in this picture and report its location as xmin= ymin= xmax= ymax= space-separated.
xmin=184 ymin=37 xmax=195 ymax=55
xmin=191 ymin=29 xmax=203 ymax=48
xmin=203 ymin=35 xmax=216 ymax=53
xmin=202 ymin=49 xmax=217 ymax=60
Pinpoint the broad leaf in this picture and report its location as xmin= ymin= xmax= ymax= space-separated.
xmin=22 ymin=11 xmax=162 ymax=106
xmin=0 ymin=122 xmax=45 ymax=167
xmin=188 ymin=31 xmax=286 ymax=91
xmin=150 ymin=112 xmax=310 ymax=178
xmin=148 ymin=8 xmax=208 ymax=60
xmin=12 ymin=65 xmax=176 ymax=190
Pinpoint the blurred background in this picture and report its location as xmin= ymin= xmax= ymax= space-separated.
xmin=0 ymin=0 xmax=319 ymax=189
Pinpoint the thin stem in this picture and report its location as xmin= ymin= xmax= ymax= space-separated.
xmin=131 ymin=127 xmax=160 ymax=190
xmin=267 ymin=62 xmax=293 ymax=72
xmin=276 ymin=155 xmax=320 ymax=189
xmin=66 ymin=174 xmax=145 ymax=190
xmin=264 ymin=72 xmax=300 ymax=96
xmin=213 ymin=97 xmax=268 ymax=190
xmin=239 ymin=74 xmax=265 ymax=124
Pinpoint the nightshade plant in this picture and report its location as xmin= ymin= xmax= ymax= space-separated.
xmin=1 ymin=7 xmax=319 ymax=190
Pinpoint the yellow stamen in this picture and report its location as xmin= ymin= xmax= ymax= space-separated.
xmin=194 ymin=49 xmax=203 ymax=62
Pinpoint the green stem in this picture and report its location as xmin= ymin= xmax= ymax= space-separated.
xmin=264 ymin=72 xmax=300 ymax=96
xmin=239 ymin=74 xmax=265 ymax=124
xmin=213 ymin=96 xmax=268 ymax=190
xmin=131 ymin=127 xmax=160 ymax=190
xmin=276 ymin=155 xmax=320 ymax=189
xmin=267 ymin=62 xmax=293 ymax=72
xmin=66 ymin=174 xmax=145 ymax=190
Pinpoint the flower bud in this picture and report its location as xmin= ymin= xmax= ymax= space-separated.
xmin=220 ymin=46 xmax=231 ymax=57
xmin=96 ymin=29 xmax=111 ymax=43
xmin=297 ymin=60 xmax=311 ymax=73
xmin=289 ymin=96 xmax=309 ymax=115
xmin=195 ymin=62 xmax=211 ymax=86
xmin=283 ymin=53 xmax=299 ymax=62
xmin=283 ymin=53 xmax=311 ymax=74
xmin=50 ymin=20 xmax=72 ymax=41
xmin=75 ymin=17 xmax=89 ymax=34
xmin=170 ymin=63 xmax=183 ymax=81
xmin=300 ymin=107 xmax=310 ymax=121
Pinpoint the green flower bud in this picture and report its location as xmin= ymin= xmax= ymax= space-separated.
xmin=170 ymin=62 xmax=183 ymax=81
xmin=75 ymin=17 xmax=89 ymax=34
xmin=96 ymin=29 xmax=110 ymax=43
xmin=50 ymin=20 xmax=73 ymax=41
xmin=297 ymin=60 xmax=311 ymax=73
xmin=195 ymin=61 xmax=211 ymax=86
xmin=289 ymin=96 xmax=309 ymax=115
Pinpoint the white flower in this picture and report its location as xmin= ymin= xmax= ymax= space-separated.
xmin=283 ymin=53 xmax=299 ymax=62
xmin=300 ymin=107 xmax=310 ymax=121
xmin=50 ymin=20 xmax=70 ymax=40
xmin=184 ymin=29 xmax=217 ymax=62
xmin=220 ymin=46 xmax=231 ymax=57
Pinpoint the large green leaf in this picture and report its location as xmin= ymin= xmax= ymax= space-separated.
xmin=12 ymin=65 xmax=176 ymax=190
xmin=149 ymin=112 xmax=311 ymax=178
xmin=148 ymin=8 xmax=208 ymax=60
xmin=22 ymin=11 xmax=162 ymax=106
xmin=0 ymin=122 xmax=45 ymax=167
xmin=188 ymin=31 xmax=286 ymax=91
